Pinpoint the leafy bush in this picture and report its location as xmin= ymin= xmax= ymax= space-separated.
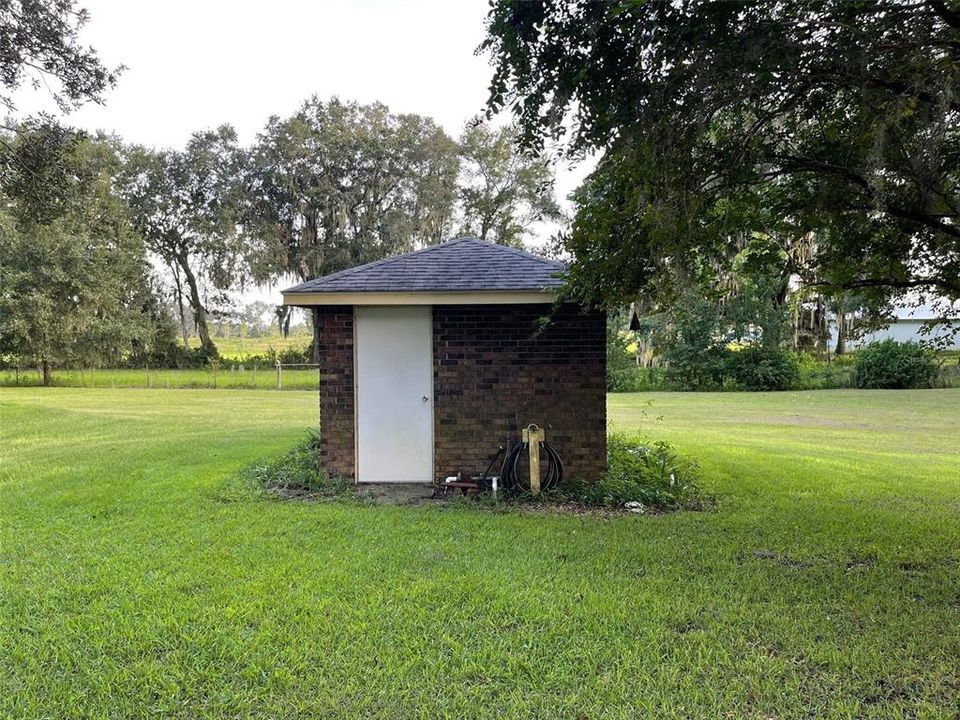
xmin=608 ymin=360 xmax=642 ymax=392
xmin=241 ymin=430 xmax=351 ymax=496
xmin=663 ymin=343 xmax=730 ymax=391
xmin=608 ymin=362 xmax=663 ymax=392
xmin=795 ymin=352 xmax=856 ymax=390
xmin=724 ymin=344 xmax=800 ymax=391
xmin=120 ymin=343 xmax=314 ymax=370
xmin=119 ymin=342 xmax=212 ymax=369
xmin=236 ymin=344 xmax=314 ymax=366
xmin=664 ymin=343 xmax=799 ymax=391
xmin=854 ymin=340 xmax=938 ymax=389
xmin=938 ymin=362 xmax=960 ymax=389
xmin=560 ymin=434 xmax=704 ymax=510
xmin=277 ymin=345 xmax=313 ymax=364
xmin=628 ymin=366 xmax=668 ymax=391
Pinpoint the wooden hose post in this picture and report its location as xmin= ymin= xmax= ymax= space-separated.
xmin=522 ymin=424 xmax=546 ymax=494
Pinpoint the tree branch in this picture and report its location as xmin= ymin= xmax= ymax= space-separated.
xmin=812 ymin=275 xmax=960 ymax=295
xmin=777 ymin=154 xmax=960 ymax=239
xmin=928 ymin=0 xmax=960 ymax=30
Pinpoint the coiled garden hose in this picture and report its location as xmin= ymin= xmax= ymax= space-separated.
xmin=500 ymin=437 xmax=564 ymax=492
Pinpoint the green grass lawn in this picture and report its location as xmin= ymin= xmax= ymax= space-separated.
xmin=1 ymin=388 xmax=958 ymax=718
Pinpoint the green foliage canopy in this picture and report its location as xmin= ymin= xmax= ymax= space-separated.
xmin=457 ymin=122 xmax=562 ymax=247
xmin=120 ymin=126 xmax=246 ymax=357
xmin=0 ymin=0 xmax=120 ymax=221
xmin=244 ymin=97 xmax=460 ymax=284
xmin=0 ymin=133 xmax=161 ymax=382
xmin=484 ymin=0 xmax=960 ymax=308
xmin=0 ymin=0 xmax=119 ymax=113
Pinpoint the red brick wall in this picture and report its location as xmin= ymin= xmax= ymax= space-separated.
xmin=433 ymin=304 xmax=607 ymax=482
xmin=315 ymin=307 xmax=355 ymax=478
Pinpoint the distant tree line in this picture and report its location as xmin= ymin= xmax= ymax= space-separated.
xmin=4 ymin=0 xmax=959 ymax=387
xmin=0 ymin=2 xmax=563 ymax=383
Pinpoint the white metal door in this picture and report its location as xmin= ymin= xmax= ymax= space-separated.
xmin=355 ymin=306 xmax=433 ymax=483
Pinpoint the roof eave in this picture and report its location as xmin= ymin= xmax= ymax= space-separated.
xmin=281 ymin=289 xmax=560 ymax=306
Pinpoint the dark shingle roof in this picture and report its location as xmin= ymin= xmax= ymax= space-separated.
xmin=283 ymin=237 xmax=565 ymax=294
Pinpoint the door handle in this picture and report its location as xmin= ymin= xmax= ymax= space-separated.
xmin=422 ymin=396 xmax=429 ymax=402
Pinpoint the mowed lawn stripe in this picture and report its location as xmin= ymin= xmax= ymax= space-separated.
xmin=1 ymin=388 xmax=958 ymax=718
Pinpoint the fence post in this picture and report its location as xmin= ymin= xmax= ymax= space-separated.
xmin=275 ymin=360 xmax=282 ymax=390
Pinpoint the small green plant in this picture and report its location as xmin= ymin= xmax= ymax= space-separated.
xmin=854 ymin=340 xmax=938 ymax=389
xmin=560 ymin=434 xmax=704 ymax=510
xmin=240 ymin=430 xmax=352 ymax=496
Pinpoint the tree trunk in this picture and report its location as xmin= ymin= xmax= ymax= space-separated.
xmin=814 ymin=295 xmax=826 ymax=351
xmin=42 ymin=359 xmax=52 ymax=387
xmin=833 ymin=300 xmax=847 ymax=355
xmin=178 ymin=256 xmax=217 ymax=357
xmin=835 ymin=304 xmax=847 ymax=355
xmin=479 ymin=214 xmax=492 ymax=242
xmin=171 ymin=263 xmax=190 ymax=346
xmin=792 ymin=303 xmax=799 ymax=350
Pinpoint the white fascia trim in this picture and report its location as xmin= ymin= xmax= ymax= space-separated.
xmin=282 ymin=291 xmax=557 ymax=306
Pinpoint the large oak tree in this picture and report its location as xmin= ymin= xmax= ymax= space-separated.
xmin=0 ymin=132 xmax=160 ymax=384
xmin=120 ymin=126 xmax=246 ymax=357
xmin=483 ymin=0 xmax=960 ymax=310
xmin=243 ymin=97 xmax=460 ymax=358
xmin=457 ymin=121 xmax=561 ymax=247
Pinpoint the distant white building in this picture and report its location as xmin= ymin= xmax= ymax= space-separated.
xmin=829 ymin=303 xmax=960 ymax=351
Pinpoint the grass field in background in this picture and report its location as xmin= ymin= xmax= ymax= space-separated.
xmin=2 ymin=388 xmax=958 ymax=718
xmin=185 ymin=333 xmax=313 ymax=359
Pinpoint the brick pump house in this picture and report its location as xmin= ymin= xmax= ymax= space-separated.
xmin=282 ymin=237 xmax=606 ymax=485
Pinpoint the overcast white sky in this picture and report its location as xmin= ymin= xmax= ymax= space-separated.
xmin=18 ymin=0 xmax=593 ymax=306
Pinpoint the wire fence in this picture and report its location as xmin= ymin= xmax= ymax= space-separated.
xmin=274 ymin=361 xmax=320 ymax=390
xmin=0 ymin=364 xmax=320 ymax=391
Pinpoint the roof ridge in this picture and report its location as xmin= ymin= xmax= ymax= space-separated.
xmin=489 ymin=241 xmax=565 ymax=268
xmin=281 ymin=238 xmax=476 ymax=292
xmin=282 ymin=236 xmax=566 ymax=294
